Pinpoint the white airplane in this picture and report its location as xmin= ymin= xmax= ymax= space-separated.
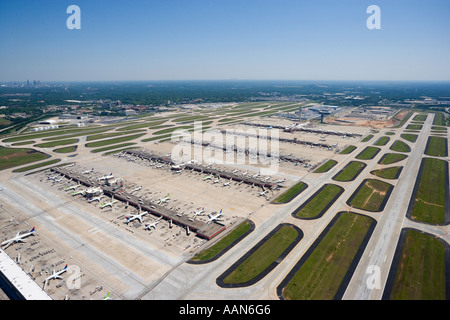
xmin=144 ymin=216 xmax=163 ymax=230
xmin=88 ymin=195 xmax=104 ymax=202
xmin=72 ymin=189 xmax=87 ymax=196
xmin=47 ymin=175 xmax=59 ymax=180
xmin=275 ymin=178 xmax=286 ymax=183
xmin=65 ymin=184 xmax=81 ymax=191
xmin=259 ymin=190 xmax=269 ymax=196
xmin=207 ymin=210 xmax=223 ymax=224
xmin=213 ymin=178 xmax=221 ymax=184
xmin=125 ymin=209 xmax=147 ymax=224
xmin=1 ymin=227 xmax=36 ymax=249
xmin=242 ymin=171 xmax=248 ymax=176
xmin=43 ymin=264 xmax=68 ymax=284
xmin=193 ymin=207 xmax=205 ymax=218
xmin=85 ymin=186 xmax=103 ymax=195
xmin=98 ymin=173 xmax=114 ymax=181
xmin=53 ymin=177 xmax=63 ymax=183
xmin=131 ymin=186 xmax=142 ymax=193
xmin=223 ymin=179 xmax=232 ymax=187
xmin=100 ymin=197 xmax=118 ymax=208
xmin=203 ymin=175 xmax=213 ymax=180
xmin=83 ymin=168 xmax=94 ymax=174
xmin=157 ymin=194 xmax=170 ymax=204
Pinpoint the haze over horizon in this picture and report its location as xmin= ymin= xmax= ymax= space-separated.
xmin=1 ymin=0 xmax=449 ymax=82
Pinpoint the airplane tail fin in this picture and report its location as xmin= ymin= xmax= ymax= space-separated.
xmin=30 ymin=227 xmax=35 ymax=233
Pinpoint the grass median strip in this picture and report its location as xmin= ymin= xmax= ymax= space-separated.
xmin=292 ymin=184 xmax=344 ymax=219
xmin=424 ymin=136 xmax=448 ymax=157
xmin=313 ymin=160 xmax=337 ymax=173
xmin=189 ymin=220 xmax=253 ymax=263
xmin=217 ymin=224 xmax=301 ymax=287
xmin=385 ymin=229 xmax=448 ymax=300
xmin=272 ymin=181 xmax=308 ymax=204
xmin=85 ymin=133 xmax=145 ymax=148
xmin=332 ymin=161 xmax=366 ymax=182
xmin=409 ymin=157 xmax=448 ymax=224
xmin=378 ymin=153 xmax=408 ymax=165
xmin=371 ymin=166 xmax=403 ymax=180
xmin=347 ymin=179 xmax=393 ymax=212
xmin=356 ymin=146 xmax=380 ymax=160
xmin=12 ymin=158 xmax=61 ymax=173
xmin=280 ymin=211 xmax=376 ymax=300
xmin=0 ymin=146 xmax=51 ymax=171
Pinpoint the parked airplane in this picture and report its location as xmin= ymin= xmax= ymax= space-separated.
xmin=207 ymin=210 xmax=223 ymax=224
xmin=223 ymin=179 xmax=232 ymax=187
xmin=213 ymin=178 xmax=221 ymax=184
xmin=83 ymin=168 xmax=94 ymax=174
xmin=125 ymin=208 xmax=147 ymax=224
xmin=131 ymin=186 xmax=142 ymax=193
xmin=98 ymin=173 xmax=114 ymax=181
xmin=1 ymin=227 xmax=36 ymax=249
xmin=144 ymin=216 xmax=163 ymax=230
xmin=53 ymin=177 xmax=63 ymax=183
xmin=193 ymin=207 xmax=205 ymax=218
xmin=65 ymin=184 xmax=81 ymax=191
xmin=100 ymin=197 xmax=118 ymax=208
xmin=157 ymin=194 xmax=170 ymax=204
xmin=203 ymin=175 xmax=214 ymax=180
xmin=43 ymin=264 xmax=68 ymax=285
xmin=72 ymin=189 xmax=87 ymax=196
xmin=88 ymin=195 xmax=104 ymax=203
xmin=275 ymin=178 xmax=286 ymax=183
xmin=259 ymin=190 xmax=269 ymax=196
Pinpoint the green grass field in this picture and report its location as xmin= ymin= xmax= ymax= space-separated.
xmin=356 ymin=146 xmax=380 ymax=160
xmin=388 ymin=229 xmax=447 ymax=300
xmin=332 ymin=161 xmax=366 ymax=182
xmin=406 ymin=124 xmax=422 ymax=131
xmin=221 ymin=225 xmax=299 ymax=285
xmin=53 ymin=145 xmax=78 ymax=153
xmin=34 ymin=138 xmax=79 ymax=148
xmin=374 ymin=136 xmax=390 ymax=146
xmin=190 ymin=221 xmax=252 ymax=262
xmin=424 ymin=136 xmax=448 ymax=157
xmin=85 ymin=133 xmax=145 ymax=148
xmin=371 ymin=166 xmax=402 ymax=180
xmin=378 ymin=153 xmax=408 ymax=165
xmin=410 ymin=158 xmax=447 ymax=224
xmin=293 ymin=184 xmax=343 ymax=219
xmin=361 ymin=134 xmax=374 ymax=142
xmin=400 ymin=134 xmax=418 ymax=143
xmin=0 ymin=146 xmax=51 ymax=171
xmin=282 ymin=212 xmax=375 ymax=300
xmin=389 ymin=140 xmax=411 ymax=153
xmin=339 ymin=145 xmax=356 ymax=154
xmin=12 ymin=158 xmax=61 ymax=172
xmin=412 ymin=114 xmax=427 ymax=122
xmin=272 ymin=182 xmax=307 ymax=204
xmin=348 ymin=179 xmax=392 ymax=212
xmin=313 ymin=160 xmax=337 ymax=173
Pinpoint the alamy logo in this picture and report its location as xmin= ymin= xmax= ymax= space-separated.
xmin=170 ymin=122 xmax=280 ymax=176
xmin=367 ymin=5 xmax=381 ymax=30
xmin=66 ymin=5 xmax=81 ymax=30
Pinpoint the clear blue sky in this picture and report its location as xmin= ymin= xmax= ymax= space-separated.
xmin=1 ymin=0 xmax=449 ymax=81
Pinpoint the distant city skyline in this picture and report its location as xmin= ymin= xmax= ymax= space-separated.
xmin=1 ymin=0 xmax=449 ymax=82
